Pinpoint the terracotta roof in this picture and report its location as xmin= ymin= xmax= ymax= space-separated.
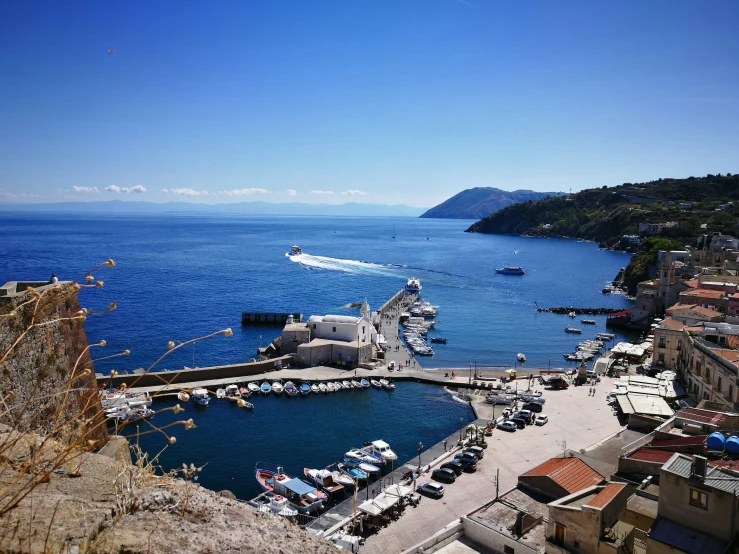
xmin=651 ymin=435 xmax=708 ymax=448
xmin=666 ymin=304 xmax=697 ymax=314
xmin=676 ymin=408 xmax=729 ymax=425
xmin=659 ymin=318 xmax=686 ymax=331
xmin=684 ymin=279 xmax=699 ymax=288
xmin=729 ymin=336 xmax=739 ymax=350
xmin=628 ymin=448 xmax=678 ymax=464
xmin=712 ymin=349 xmax=739 ymax=366
xmin=585 ymin=483 xmax=627 ymax=508
xmin=521 ymin=457 xmax=604 ymax=494
xmin=691 ymin=306 xmax=723 ymax=318
xmin=681 ymin=289 xmax=725 ymax=299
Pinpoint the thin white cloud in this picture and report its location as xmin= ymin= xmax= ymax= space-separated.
xmin=72 ymin=186 xmax=99 ymax=193
xmin=219 ymin=188 xmax=271 ymax=196
xmin=162 ymin=188 xmax=209 ymax=196
xmin=0 ymin=190 xmax=44 ymax=200
xmin=341 ymin=190 xmax=368 ymax=196
xmin=284 ymin=189 xmax=298 ymax=196
xmin=105 ymin=185 xmax=147 ymax=194
xmin=310 ymin=190 xmax=335 ymax=195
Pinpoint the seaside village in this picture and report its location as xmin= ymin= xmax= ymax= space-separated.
xmin=13 ymin=234 xmax=739 ymax=554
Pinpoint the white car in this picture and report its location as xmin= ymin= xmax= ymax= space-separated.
xmin=535 ymin=414 xmax=549 ymax=426
xmin=498 ymin=421 xmax=518 ymax=432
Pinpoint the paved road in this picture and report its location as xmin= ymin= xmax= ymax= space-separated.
xmin=358 ymin=375 xmax=626 ymax=554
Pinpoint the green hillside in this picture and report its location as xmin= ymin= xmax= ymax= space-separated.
xmin=466 ymin=174 xmax=739 ymax=248
xmin=420 ymin=187 xmax=564 ymax=219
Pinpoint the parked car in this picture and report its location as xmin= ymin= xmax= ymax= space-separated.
xmin=515 ymin=410 xmax=535 ymax=424
xmin=440 ymin=461 xmax=464 ymax=476
xmin=521 ymin=396 xmax=545 ymax=405
xmin=465 ymin=445 xmax=485 ymax=459
xmin=522 ymin=402 xmax=543 ymax=413
xmin=498 ymin=421 xmax=517 ymax=432
xmin=431 ymin=468 xmax=457 ymax=483
xmin=535 ymin=414 xmax=549 ymax=426
xmin=417 ymin=482 xmax=444 ymax=498
xmin=460 ymin=449 xmax=481 ymax=461
xmin=453 ymin=455 xmax=478 ymax=471
xmin=509 ymin=417 xmax=527 ymax=429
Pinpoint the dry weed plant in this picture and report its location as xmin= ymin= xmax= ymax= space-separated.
xmin=0 ymin=260 xmax=232 ymax=549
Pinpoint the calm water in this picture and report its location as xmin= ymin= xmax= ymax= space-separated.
xmin=0 ymin=212 xmax=632 ymax=498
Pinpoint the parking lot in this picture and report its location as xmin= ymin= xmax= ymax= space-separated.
xmin=360 ymin=376 xmax=626 ymax=554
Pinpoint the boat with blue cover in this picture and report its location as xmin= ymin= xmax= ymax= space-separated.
xmin=299 ymin=382 xmax=311 ymax=396
xmin=255 ymin=463 xmax=327 ymax=514
xmin=260 ymin=381 xmax=272 ymax=395
xmin=342 ymin=458 xmax=381 ymax=475
xmin=360 ymin=378 xmax=370 ymax=389
xmin=337 ymin=462 xmax=368 ymax=481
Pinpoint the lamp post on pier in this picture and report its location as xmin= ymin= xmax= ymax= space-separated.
xmin=459 ymin=416 xmax=464 ymax=441
xmin=417 ymin=442 xmax=423 ymax=472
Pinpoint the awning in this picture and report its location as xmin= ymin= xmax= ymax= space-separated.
xmin=358 ymin=499 xmax=384 ymax=516
xmin=282 ymin=478 xmax=315 ymax=495
xmin=383 ymin=484 xmax=412 ymax=498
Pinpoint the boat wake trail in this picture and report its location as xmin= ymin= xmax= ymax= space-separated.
xmin=287 ymin=253 xmax=395 ymax=275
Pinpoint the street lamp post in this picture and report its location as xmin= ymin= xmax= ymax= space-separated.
xmin=459 ymin=416 xmax=464 ymax=441
xmin=475 ymin=357 xmax=477 ymax=380
xmin=417 ymin=441 xmax=423 ymax=472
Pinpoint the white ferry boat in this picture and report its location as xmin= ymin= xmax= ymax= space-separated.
xmin=405 ymin=277 xmax=422 ymax=294
xmin=289 ymin=245 xmax=302 ymax=256
xmin=495 ymin=266 xmax=525 ymax=275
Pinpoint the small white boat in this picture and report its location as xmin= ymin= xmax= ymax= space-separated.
xmin=568 ymin=311 xmax=576 ymax=318
xmin=365 ymin=439 xmax=397 ymax=461
xmin=240 ymin=400 xmax=254 ymax=409
xmin=345 ymin=449 xmax=383 ymax=466
xmin=494 ymin=266 xmax=525 ymax=275
xmin=216 ymin=388 xmax=226 ymax=399
xmin=351 ymin=380 xmax=362 ymax=389
xmin=565 ymin=327 xmax=583 ymax=334
xmin=248 ymin=382 xmax=260 ymax=395
xmin=327 ymin=382 xmax=336 ymax=393
xmin=311 ymin=383 xmax=320 ymax=394
xmin=370 ymin=379 xmax=383 ymax=388
xmin=342 ymin=380 xmax=353 ymax=390
xmin=581 ymin=319 xmax=596 ymax=325
xmin=318 ymin=382 xmax=328 ymax=393
xmin=192 ymin=388 xmax=210 ymax=406
xmin=333 ymin=381 xmax=343 ymax=391
xmin=517 ymin=353 xmax=526 ymax=363
xmin=225 ymin=384 xmax=242 ymax=401
xmin=272 ymin=380 xmax=284 ymax=395
xmin=379 ymin=378 xmax=392 ymax=390
xmin=330 ymin=469 xmax=355 ymax=488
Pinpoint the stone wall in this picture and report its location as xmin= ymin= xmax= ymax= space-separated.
xmin=0 ymin=281 xmax=105 ymax=443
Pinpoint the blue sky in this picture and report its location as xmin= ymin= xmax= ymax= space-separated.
xmin=1 ymin=1 xmax=737 ymax=207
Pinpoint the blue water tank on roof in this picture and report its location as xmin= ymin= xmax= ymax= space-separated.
xmin=706 ymin=432 xmax=726 ymax=450
xmin=725 ymin=436 xmax=739 ymax=455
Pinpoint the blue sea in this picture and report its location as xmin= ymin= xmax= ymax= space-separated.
xmin=0 ymin=212 xmax=632 ymax=498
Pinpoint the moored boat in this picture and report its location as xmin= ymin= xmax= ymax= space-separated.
xmin=192 ymin=388 xmax=210 ymax=406
xmin=239 ymin=386 xmax=251 ymax=397
xmin=405 ymin=277 xmax=422 ymax=294
xmin=581 ymin=319 xmax=596 ymax=325
xmin=494 ymin=266 xmax=525 ymax=275
xmin=346 ymin=448 xmax=384 ymax=465
xmin=351 ymin=380 xmax=362 ymax=389
xmin=337 ymin=462 xmax=368 ymax=481
xmin=370 ymin=379 xmax=382 ymax=388
xmin=430 ymin=337 xmax=447 ymax=344
xmin=284 ymin=381 xmax=298 ymax=396
xmin=327 ymin=382 xmax=336 ymax=393
xmin=299 ymin=382 xmax=311 ymax=396
xmin=260 ymin=381 xmax=272 ymax=395
xmin=311 ymin=383 xmax=320 ymax=394
xmin=255 ymin=464 xmax=327 ymax=514
xmin=304 ymin=468 xmax=344 ymax=495
xmin=342 ymin=458 xmax=381 ymax=475
xmin=318 ymin=382 xmax=328 ymax=393
xmin=224 ymin=384 xmax=242 ymax=401
xmin=343 ymin=380 xmax=353 ymax=390
xmin=216 ymin=388 xmax=226 ymax=399
xmin=248 ymin=382 xmax=260 ymax=395
xmin=565 ymin=327 xmax=583 ymax=334
xmin=364 ymin=439 xmax=397 ymax=461
xmin=360 ymin=378 xmax=370 ymax=388
xmin=517 ymin=353 xmax=526 ymax=363
xmin=379 ymin=378 xmax=393 ymax=390
xmin=272 ymin=380 xmax=284 ymax=395
xmin=333 ymin=381 xmax=343 ymax=391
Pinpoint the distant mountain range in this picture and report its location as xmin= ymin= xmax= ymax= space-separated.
xmin=419 ymin=187 xmax=566 ymax=219
xmin=0 ymin=200 xmax=427 ymax=218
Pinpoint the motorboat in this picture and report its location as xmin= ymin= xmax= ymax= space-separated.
xmin=430 ymin=337 xmax=447 ymax=344
xmin=239 ymin=386 xmax=251 ymax=397
xmin=405 ymin=277 xmax=422 ymax=294
xmin=318 ymin=382 xmax=328 ymax=393
xmin=303 ymin=468 xmax=344 ymax=495
xmin=351 ymin=380 xmax=362 ymax=389
xmin=256 ymin=494 xmax=298 ymax=518
xmin=248 ymin=382 xmax=260 ymax=395
xmin=326 ymin=466 xmax=355 ymax=488
xmin=568 ymin=311 xmax=576 ymax=318
xmin=191 ymin=388 xmax=210 ymax=406
xmin=565 ymin=327 xmax=583 ymax=334
xmin=224 ymin=384 xmax=242 ymax=401
xmin=337 ymin=462 xmax=368 ymax=481
xmin=581 ymin=319 xmax=596 ymax=325
xmin=106 ymin=406 xmax=155 ymax=422
xmin=342 ymin=380 xmax=353 ymax=390
xmin=260 ymin=381 xmax=272 ymax=395
xmin=370 ymin=379 xmax=382 ymax=389
xmin=240 ymin=400 xmax=254 ymax=409
xmin=284 ymin=381 xmax=298 ymax=396
xmin=342 ymin=458 xmax=381 ymax=475
xmin=100 ymin=390 xmax=152 ymax=410
xmin=290 ymin=245 xmax=302 ymax=256
xmin=272 ymin=380 xmax=284 ymax=395
xmin=596 ymin=332 xmax=616 ymax=340
xmin=300 ymin=382 xmax=311 ymax=396
xmin=255 ymin=464 xmax=327 ymax=514
xmin=364 ymin=439 xmax=397 ymax=462
xmin=311 ymin=383 xmax=320 ymax=394
xmin=360 ymin=379 xmax=370 ymax=389
xmin=333 ymin=381 xmax=343 ymax=391
xmin=327 ymin=382 xmax=336 ymax=393
xmin=517 ymin=353 xmax=526 ymax=363
xmin=346 ymin=448 xmax=384 ymax=465
xmin=380 ymin=379 xmax=394 ymax=390
xmin=216 ymin=388 xmax=226 ymax=399
xmin=494 ymin=266 xmax=525 ymax=275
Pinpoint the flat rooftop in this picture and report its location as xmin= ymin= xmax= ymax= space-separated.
xmin=467 ymin=488 xmax=548 ymax=552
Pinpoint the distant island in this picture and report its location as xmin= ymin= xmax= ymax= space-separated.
xmin=466 ymin=173 xmax=738 ymax=294
xmin=0 ymin=200 xmax=427 ymax=218
xmin=419 ymin=187 xmax=565 ymax=219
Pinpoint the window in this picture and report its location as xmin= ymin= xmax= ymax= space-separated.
xmin=313 ymin=324 xmax=316 ymax=330
xmin=730 ymin=385 xmax=734 ymax=402
xmin=677 ymin=340 xmax=682 ymax=351
xmin=658 ymin=353 xmax=665 ymax=363
xmin=504 ymin=547 xmax=514 ymax=554
xmin=362 ymin=326 xmax=365 ymax=333
xmin=694 ymin=361 xmax=701 ymax=374
xmin=659 ymin=337 xmax=666 ymax=348
xmin=706 ymin=368 xmax=711 ymax=380
xmin=690 ymin=489 xmax=708 ymax=509
xmin=332 ymin=327 xmax=336 ymax=332
xmin=574 ymin=541 xmax=580 ymax=549
xmin=718 ymin=376 xmax=722 ymax=393
xmin=554 ymin=523 xmax=566 ymax=547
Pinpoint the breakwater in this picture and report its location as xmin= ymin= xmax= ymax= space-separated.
xmin=537 ymin=306 xmax=626 ymax=315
